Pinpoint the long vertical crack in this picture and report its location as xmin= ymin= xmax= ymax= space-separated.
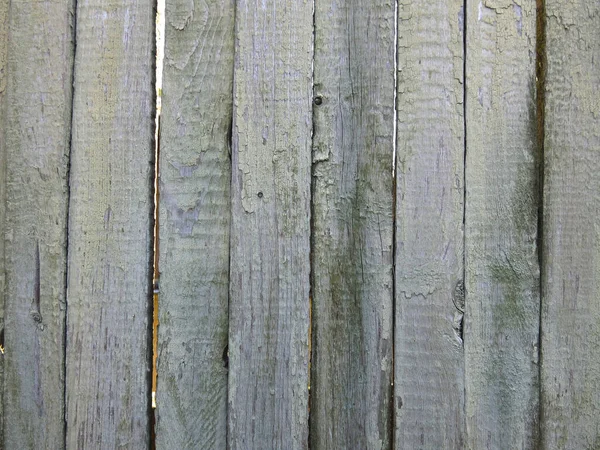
xmin=535 ymin=0 xmax=546 ymax=446
xmin=390 ymin=0 xmax=399 ymax=446
xmin=63 ymin=0 xmax=79 ymax=446
xmin=307 ymin=0 xmax=316 ymax=446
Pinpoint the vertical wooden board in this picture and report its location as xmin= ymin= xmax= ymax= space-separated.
xmin=465 ymin=1 xmax=540 ymax=448
xmin=155 ymin=0 xmax=234 ymax=447
xmin=228 ymin=1 xmax=313 ymax=448
xmin=541 ymin=2 xmax=600 ymax=448
xmin=2 ymin=0 xmax=74 ymax=447
xmin=0 ymin=0 xmax=7 ymax=443
xmin=65 ymin=0 xmax=155 ymax=447
xmin=310 ymin=0 xmax=394 ymax=448
xmin=394 ymin=0 xmax=465 ymax=447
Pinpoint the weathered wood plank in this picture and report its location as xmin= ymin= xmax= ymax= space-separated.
xmin=2 ymin=0 xmax=74 ymax=447
xmin=228 ymin=0 xmax=313 ymax=448
xmin=310 ymin=0 xmax=394 ymax=448
xmin=465 ymin=1 xmax=540 ymax=448
xmin=65 ymin=1 xmax=155 ymax=447
xmin=394 ymin=1 xmax=465 ymax=447
xmin=540 ymin=1 xmax=600 ymax=448
xmin=0 ymin=0 xmax=8 ymax=443
xmin=155 ymin=0 xmax=234 ymax=447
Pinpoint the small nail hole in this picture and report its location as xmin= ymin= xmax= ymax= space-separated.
xmin=257 ymin=192 xmax=263 ymax=198
xmin=314 ymin=96 xmax=323 ymax=105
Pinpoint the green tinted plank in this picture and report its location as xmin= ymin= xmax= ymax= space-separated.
xmin=2 ymin=0 xmax=74 ymax=447
xmin=394 ymin=0 xmax=465 ymax=447
xmin=541 ymin=1 xmax=600 ymax=448
xmin=465 ymin=1 xmax=540 ymax=448
xmin=310 ymin=0 xmax=395 ymax=448
xmin=395 ymin=0 xmax=466 ymax=446
xmin=65 ymin=0 xmax=155 ymax=447
xmin=155 ymin=0 xmax=234 ymax=447
xmin=228 ymin=0 xmax=313 ymax=447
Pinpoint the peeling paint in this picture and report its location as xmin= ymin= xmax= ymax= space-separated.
xmin=169 ymin=154 xmax=203 ymax=177
xmin=514 ymin=3 xmax=523 ymax=36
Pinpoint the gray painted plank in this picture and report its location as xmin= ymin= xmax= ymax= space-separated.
xmin=155 ymin=0 xmax=234 ymax=447
xmin=394 ymin=1 xmax=465 ymax=447
xmin=2 ymin=0 xmax=74 ymax=447
xmin=65 ymin=0 xmax=155 ymax=447
xmin=465 ymin=1 xmax=540 ymax=448
xmin=310 ymin=0 xmax=394 ymax=448
xmin=228 ymin=0 xmax=313 ymax=448
xmin=541 ymin=1 xmax=600 ymax=448
xmin=0 ymin=0 xmax=7 ymax=444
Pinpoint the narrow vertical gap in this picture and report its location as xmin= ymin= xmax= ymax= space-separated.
xmin=461 ymin=0 xmax=468 ymax=443
xmin=535 ymin=0 xmax=546 ymax=447
xmin=151 ymin=0 xmax=165 ymax=447
xmin=461 ymin=1 xmax=467 ymax=307
xmin=390 ymin=0 xmax=398 ymax=447
xmin=392 ymin=0 xmax=398 ymax=179
xmin=0 ymin=0 xmax=6 ymax=443
xmin=63 ymin=0 xmax=79 ymax=446
xmin=307 ymin=0 xmax=316 ymax=447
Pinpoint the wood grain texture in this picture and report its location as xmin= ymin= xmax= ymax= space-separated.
xmin=155 ymin=0 xmax=234 ymax=448
xmin=0 ymin=0 xmax=7 ymax=443
xmin=65 ymin=0 xmax=155 ymax=447
xmin=465 ymin=1 xmax=540 ymax=448
xmin=394 ymin=1 xmax=465 ymax=447
xmin=310 ymin=1 xmax=394 ymax=448
xmin=228 ymin=1 xmax=313 ymax=448
xmin=540 ymin=1 xmax=600 ymax=448
xmin=2 ymin=0 xmax=74 ymax=447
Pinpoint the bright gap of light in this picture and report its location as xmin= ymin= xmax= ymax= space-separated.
xmin=152 ymin=0 xmax=165 ymax=410
xmin=392 ymin=0 xmax=398 ymax=176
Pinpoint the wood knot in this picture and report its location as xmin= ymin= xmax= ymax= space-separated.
xmin=452 ymin=280 xmax=465 ymax=313
xmin=30 ymin=310 xmax=43 ymax=325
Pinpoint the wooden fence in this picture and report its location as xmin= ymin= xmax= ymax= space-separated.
xmin=0 ymin=0 xmax=598 ymax=448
